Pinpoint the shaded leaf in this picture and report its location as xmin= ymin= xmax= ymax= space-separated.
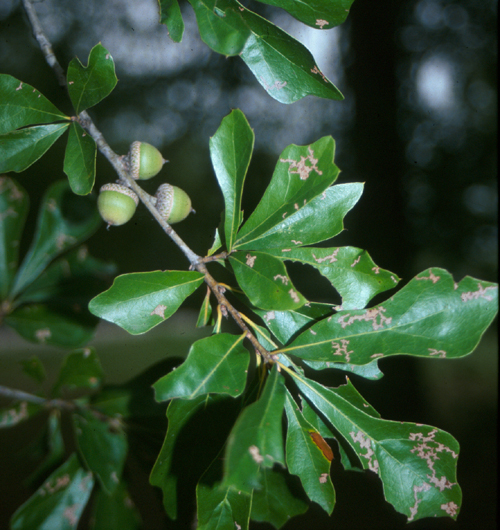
xmin=73 ymin=408 xmax=127 ymax=494
xmin=0 ymin=177 xmax=29 ymax=299
xmin=0 ymin=74 xmax=67 ymax=134
xmin=52 ymin=348 xmax=103 ymax=397
xmin=91 ymin=482 xmax=141 ymax=530
xmin=20 ymin=355 xmax=46 ymax=383
xmin=0 ymin=400 xmax=41 ymax=429
xmin=10 ymin=453 xmax=94 ymax=530
xmin=63 ymin=122 xmax=97 ymax=195
xmin=153 ymin=333 xmax=249 ymax=401
xmin=196 ymin=287 xmax=214 ymax=327
xmin=210 ymin=109 xmax=254 ymax=252
xmin=0 ymin=123 xmax=69 ymax=173
xmin=89 ymin=270 xmax=204 ymax=334
xmin=223 ymin=365 xmax=286 ymax=493
xmin=282 ymin=269 xmax=498 ymax=364
xmin=67 ymin=43 xmax=117 ymax=114
xmin=159 ymin=0 xmax=185 ymax=42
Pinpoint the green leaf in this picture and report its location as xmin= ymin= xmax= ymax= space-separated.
xmin=305 ymin=359 xmax=385 ymax=380
xmin=91 ymin=482 xmax=141 ymax=530
xmin=63 ymin=122 xmax=97 ymax=195
xmin=89 ymin=270 xmax=204 ymax=334
xmin=223 ymin=365 xmax=286 ymax=493
xmin=284 ymin=391 xmax=335 ymax=515
xmin=281 ymin=269 xmax=499 ymax=364
xmin=229 ymin=251 xmax=306 ymax=311
xmin=73 ymin=408 xmax=127 ymax=494
xmin=153 ymin=333 xmax=249 ymax=401
xmin=250 ymin=468 xmax=308 ymax=528
xmin=291 ymin=373 xmax=462 ymax=522
xmin=0 ymin=74 xmax=68 ymax=134
xmin=0 ymin=401 xmax=41 ymax=429
xmin=11 ymin=180 xmax=101 ymax=298
xmin=0 ymin=123 xmax=69 ymax=173
xmin=67 ymin=43 xmax=118 ymax=114
xmin=233 ymin=136 xmax=340 ymax=250
xmin=52 ymin=348 xmax=103 ymax=397
xmin=0 ymin=177 xmax=29 ymax=299
xmin=159 ymin=0 xmax=185 ymax=42
xmin=267 ymin=246 xmax=399 ymax=310
xmin=196 ymin=287 xmax=214 ymax=327
xmin=210 ymin=109 xmax=254 ymax=252
xmin=253 ymin=0 xmax=355 ymax=30
xmin=10 ymin=453 xmax=94 ymax=530
xmin=4 ymin=303 xmax=97 ymax=348
xmin=20 ymin=355 xmax=47 ymax=383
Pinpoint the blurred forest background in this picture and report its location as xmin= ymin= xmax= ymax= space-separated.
xmin=0 ymin=0 xmax=497 ymax=528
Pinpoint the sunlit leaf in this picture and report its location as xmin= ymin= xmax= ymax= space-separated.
xmin=159 ymin=0 xmax=185 ymax=42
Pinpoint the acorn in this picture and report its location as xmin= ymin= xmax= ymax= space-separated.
xmin=97 ymin=183 xmax=139 ymax=226
xmin=155 ymin=183 xmax=192 ymax=224
xmin=128 ymin=141 xmax=167 ymax=180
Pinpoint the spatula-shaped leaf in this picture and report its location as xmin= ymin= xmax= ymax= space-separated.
xmin=291 ymin=372 xmax=462 ymax=522
xmin=153 ymin=333 xmax=249 ymax=401
xmin=63 ymin=121 xmax=97 ymax=195
xmin=52 ymin=348 xmax=103 ymax=397
xmin=281 ymin=268 xmax=498 ymax=364
xmin=89 ymin=270 xmax=204 ymax=334
xmin=67 ymin=43 xmax=117 ymax=114
xmin=10 ymin=453 xmax=94 ymax=530
xmin=90 ymin=481 xmax=141 ymax=530
xmin=223 ymin=365 xmax=286 ymax=492
xmin=0 ymin=74 xmax=68 ymax=134
xmin=159 ymin=0 xmax=185 ymax=42
xmin=210 ymin=109 xmax=254 ymax=251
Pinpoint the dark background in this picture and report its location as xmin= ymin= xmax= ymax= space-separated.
xmin=0 ymin=0 xmax=497 ymax=528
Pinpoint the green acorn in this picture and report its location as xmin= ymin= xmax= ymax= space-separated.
xmin=97 ymin=183 xmax=139 ymax=227
xmin=128 ymin=141 xmax=167 ymax=180
xmin=155 ymin=183 xmax=192 ymax=224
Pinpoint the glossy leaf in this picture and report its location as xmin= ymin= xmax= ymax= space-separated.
xmin=10 ymin=453 xmax=94 ymax=530
xmin=11 ymin=180 xmax=101 ymax=298
xmin=196 ymin=287 xmax=214 ymax=327
xmin=223 ymin=365 xmax=286 ymax=492
xmin=0 ymin=123 xmax=69 ymax=173
xmin=210 ymin=109 xmax=254 ymax=252
xmin=63 ymin=121 xmax=97 ymax=195
xmin=0 ymin=177 xmax=29 ymax=299
xmin=20 ymin=356 xmax=47 ymax=383
xmin=304 ymin=358 xmax=385 ymax=380
xmin=284 ymin=391 xmax=335 ymax=514
xmin=91 ymin=481 xmax=141 ymax=530
xmin=234 ymin=136 xmax=340 ymax=250
xmin=229 ymin=251 xmax=306 ymax=311
xmin=282 ymin=269 xmax=498 ymax=364
xmin=154 ymin=333 xmax=249 ymax=401
xmin=159 ymin=0 xmax=185 ymax=42
xmin=267 ymin=246 xmax=399 ymax=310
xmin=291 ymin=373 xmax=462 ymax=522
xmin=0 ymin=401 xmax=41 ymax=428
xmin=0 ymin=74 xmax=68 ymax=134
xmin=250 ymin=468 xmax=308 ymax=528
xmin=67 ymin=43 xmax=117 ymax=114
xmin=52 ymin=348 xmax=103 ymax=397
xmin=253 ymin=0 xmax=355 ymax=30
xmin=89 ymin=270 xmax=204 ymax=334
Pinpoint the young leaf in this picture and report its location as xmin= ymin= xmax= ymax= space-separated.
xmin=67 ymin=43 xmax=118 ymax=114
xmin=196 ymin=286 xmax=214 ymax=327
xmin=0 ymin=177 xmax=29 ymax=299
xmin=250 ymin=468 xmax=308 ymax=528
xmin=10 ymin=453 xmax=94 ymax=530
xmin=0 ymin=123 xmax=69 ymax=173
xmin=90 ymin=482 xmax=141 ymax=530
xmin=73 ymin=408 xmax=127 ymax=494
xmin=20 ymin=355 xmax=47 ymax=383
xmin=0 ymin=401 xmax=41 ymax=429
xmin=10 ymin=180 xmax=101 ymax=298
xmin=223 ymin=365 xmax=286 ymax=493
xmin=52 ymin=348 xmax=104 ymax=397
xmin=291 ymin=373 xmax=462 ymax=522
xmin=89 ymin=270 xmax=204 ymax=334
xmin=233 ymin=137 xmax=340 ymax=250
xmin=284 ymin=391 xmax=335 ymax=515
xmin=159 ymin=0 xmax=185 ymax=42
xmin=0 ymin=74 xmax=68 ymax=134
xmin=252 ymin=0 xmax=355 ymax=30
xmin=63 ymin=121 xmax=97 ymax=195
xmin=153 ymin=333 xmax=250 ymax=401
xmin=266 ymin=246 xmax=399 ymax=310
xmin=282 ymin=269 xmax=498 ymax=364
xmin=210 ymin=109 xmax=254 ymax=252
xmin=229 ymin=250 xmax=306 ymax=311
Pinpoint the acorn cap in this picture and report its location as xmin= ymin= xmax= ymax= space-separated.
xmin=155 ymin=183 xmax=192 ymax=224
xmin=129 ymin=141 xmax=167 ymax=180
xmin=98 ymin=183 xmax=139 ymax=226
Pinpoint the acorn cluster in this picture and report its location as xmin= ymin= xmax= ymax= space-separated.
xmin=97 ymin=142 xmax=192 ymax=227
